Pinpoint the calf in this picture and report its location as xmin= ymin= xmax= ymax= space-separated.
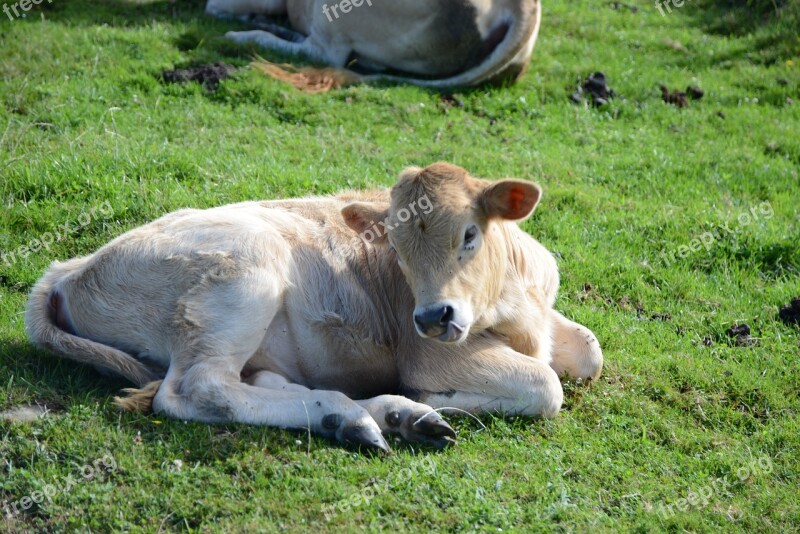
xmin=208 ymin=0 xmax=542 ymax=90
xmin=25 ymin=163 xmax=602 ymax=452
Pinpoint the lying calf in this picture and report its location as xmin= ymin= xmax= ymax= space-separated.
xmin=26 ymin=162 xmax=602 ymax=452
xmin=208 ymin=0 xmax=542 ymax=90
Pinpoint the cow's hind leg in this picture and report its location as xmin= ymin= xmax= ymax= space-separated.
xmin=247 ymin=371 xmax=456 ymax=448
xmin=225 ymin=30 xmax=350 ymax=67
xmin=249 ymin=17 xmax=306 ymax=43
xmin=246 ymin=370 xmax=312 ymax=393
xmin=549 ymin=311 xmax=603 ymax=380
xmin=152 ymin=265 xmax=388 ymax=451
xmin=206 ymin=0 xmax=287 ymax=19
xmin=157 ymin=370 xmax=388 ymax=451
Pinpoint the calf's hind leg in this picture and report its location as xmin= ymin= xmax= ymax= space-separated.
xmin=152 ymin=267 xmax=388 ymax=451
xmin=248 ymin=371 xmax=457 ymax=448
xmin=156 ymin=369 xmax=388 ymax=451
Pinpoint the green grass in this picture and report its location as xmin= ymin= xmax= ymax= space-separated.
xmin=1 ymin=0 xmax=799 ymax=531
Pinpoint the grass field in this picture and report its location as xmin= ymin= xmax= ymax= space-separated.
xmin=1 ymin=0 xmax=799 ymax=531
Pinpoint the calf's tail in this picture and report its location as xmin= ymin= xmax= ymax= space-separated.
xmin=25 ymin=264 xmax=163 ymax=412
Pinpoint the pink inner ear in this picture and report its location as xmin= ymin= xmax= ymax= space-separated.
xmin=508 ymin=187 xmax=526 ymax=216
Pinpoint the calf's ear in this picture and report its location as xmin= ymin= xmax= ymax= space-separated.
xmin=341 ymin=202 xmax=390 ymax=243
xmin=480 ymin=179 xmax=542 ymax=220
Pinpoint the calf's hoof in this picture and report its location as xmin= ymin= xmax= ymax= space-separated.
xmin=342 ymin=424 xmax=391 ymax=454
xmin=403 ymin=411 xmax=457 ymax=449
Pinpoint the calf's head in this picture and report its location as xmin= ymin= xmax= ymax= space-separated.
xmin=343 ymin=162 xmax=541 ymax=343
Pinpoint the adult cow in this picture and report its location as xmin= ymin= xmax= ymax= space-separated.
xmin=208 ymin=0 xmax=542 ymax=91
xmin=25 ymin=163 xmax=602 ymax=452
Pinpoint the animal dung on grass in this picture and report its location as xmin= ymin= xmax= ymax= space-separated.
xmin=570 ymin=72 xmax=616 ymax=107
xmin=660 ymin=84 xmax=704 ymax=108
xmin=725 ymin=323 xmax=757 ymax=347
xmin=161 ymin=63 xmax=237 ymax=91
xmin=778 ymin=297 xmax=800 ymax=326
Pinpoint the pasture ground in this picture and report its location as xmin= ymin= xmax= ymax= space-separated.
xmin=1 ymin=0 xmax=798 ymax=531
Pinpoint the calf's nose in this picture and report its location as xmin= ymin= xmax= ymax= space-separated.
xmin=414 ymin=305 xmax=455 ymax=337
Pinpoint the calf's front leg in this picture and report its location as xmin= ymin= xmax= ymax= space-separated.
xmin=549 ymin=310 xmax=603 ymax=380
xmin=357 ymin=395 xmax=457 ymax=449
xmin=405 ymin=336 xmax=564 ymax=418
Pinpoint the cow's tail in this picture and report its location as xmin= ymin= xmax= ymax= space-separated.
xmin=250 ymin=1 xmax=541 ymax=92
xmin=25 ymin=262 xmax=163 ymax=412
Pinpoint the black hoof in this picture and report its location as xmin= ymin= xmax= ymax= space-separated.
xmin=413 ymin=413 xmax=457 ymax=440
xmin=342 ymin=425 xmax=391 ymax=454
xmin=406 ymin=412 xmax=457 ymax=449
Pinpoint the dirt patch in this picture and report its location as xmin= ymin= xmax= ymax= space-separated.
xmin=570 ymin=72 xmax=616 ymax=107
xmin=778 ymin=297 xmax=800 ymax=326
xmin=161 ymin=63 xmax=237 ymax=91
xmin=726 ymin=323 xmax=757 ymax=347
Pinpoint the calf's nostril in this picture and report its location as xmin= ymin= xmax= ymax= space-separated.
xmin=414 ymin=305 xmax=456 ymax=335
xmin=439 ymin=305 xmax=454 ymax=326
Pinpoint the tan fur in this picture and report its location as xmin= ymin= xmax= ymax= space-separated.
xmin=213 ymin=0 xmax=542 ymax=91
xmin=26 ymin=162 xmax=602 ymax=451
xmin=114 ymin=380 xmax=163 ymax=412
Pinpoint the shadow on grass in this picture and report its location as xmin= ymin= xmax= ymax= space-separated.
xmin=691 ymin=0 xmax=800 ymax=63
xmin=1 ymin=338 xmax=468 ymax=457
xmin=33 ymin=0 xmax=208 ymax=28
xmin=23 ymin=0 xmax=263 ymax=66
xmin=0 ymin=339 xmax=129 ymax=407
